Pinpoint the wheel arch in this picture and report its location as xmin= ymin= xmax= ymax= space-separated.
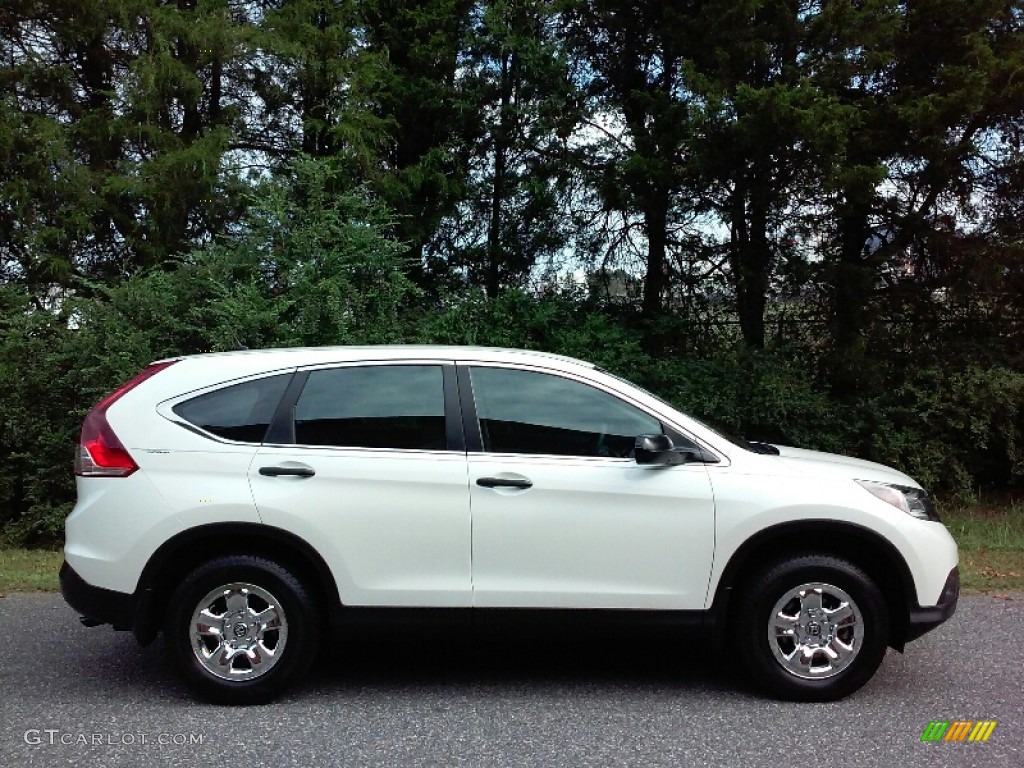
xmin=709 ymin=519 xmax=917 ymax=650
xmin=132 ymin=522 xmax=342 ymax=645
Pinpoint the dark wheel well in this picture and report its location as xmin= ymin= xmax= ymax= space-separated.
xmin=711 ymin=520 xmax=916 ymax=650
xmin=131 ymin=523 xmax=341 ymax=645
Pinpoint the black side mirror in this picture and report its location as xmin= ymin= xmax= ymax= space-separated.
xmin=635 ymin=434 xmax=695 ymax=466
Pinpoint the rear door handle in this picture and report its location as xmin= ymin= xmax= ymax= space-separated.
xmin=259 ymin=466 xmax=315 ymax=478
xmin=476 ymin=477 xmax=532 ymax=489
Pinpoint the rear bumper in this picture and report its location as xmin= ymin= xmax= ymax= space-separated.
xmin=60 ymin=561 xmax=137 ymax=631
xmin=905 ymin=566 xmax=959 ymax=644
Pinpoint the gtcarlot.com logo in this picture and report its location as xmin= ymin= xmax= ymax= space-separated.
xmin=24 ymin=730 xmax=204 ymax=747
xmin=921 ymin=721 xmax=997 ymax=742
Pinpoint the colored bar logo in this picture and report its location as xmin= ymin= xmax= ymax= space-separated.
xmin=921 ymin=721 xmax=997 ymax=742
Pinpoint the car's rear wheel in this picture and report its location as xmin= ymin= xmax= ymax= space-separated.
xmin=164 ymin=555 xmax=319 ymax=704
xmin=734 ymin=555 xmax=889 ymax=701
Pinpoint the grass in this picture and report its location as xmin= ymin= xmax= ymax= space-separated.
xmin=940 ymin=499 xmax=1024 ymax=593
xmin=0 ymin=548 xmax=63 ymax=594
xmin=1 ymin=502 xmax=1022 ymax=594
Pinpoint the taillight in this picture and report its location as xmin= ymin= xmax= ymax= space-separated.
xmin=75 ymin=360 xmax=178 ymax=477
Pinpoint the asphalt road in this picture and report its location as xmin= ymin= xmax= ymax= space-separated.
xmin=1 ymin=592 xmax=1022 ymax=768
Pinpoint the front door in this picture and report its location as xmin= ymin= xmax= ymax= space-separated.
xmin=463 ymin=364 xmax=715 ymax=610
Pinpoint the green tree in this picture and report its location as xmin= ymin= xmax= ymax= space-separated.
xmin=247 ymin=0 xmax=388 ymax=168
xmin=447 ymin=0 xmax=582 ymax=295
xmin=564 ymin=0 xmax=699 ymax=321
xmin=0 ymin=155 xmax=413 ymax=544
xmin=123 ymin=0 xmax=249 ymax=265
xmin=686 ymin=0 xmax=833 ymax=349
xmin=804 ymin=0 xmax=1024 ymax=396
xmin=359 ymin=0 xmax=478 ymax=289
xmin=0 ymin=0 xmax=252 ymax=287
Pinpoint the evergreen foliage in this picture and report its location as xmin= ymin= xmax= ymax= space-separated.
xmin=1 ymin=1 xmax=1023 ymax=543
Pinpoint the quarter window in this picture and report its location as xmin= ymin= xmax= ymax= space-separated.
xmin=293 ymin=365 xmax=446 ymax=450
xmin=469 ymin=367 xmax=662 ymax=457
xmin=173 ymin=373 xmax=291 ymax=443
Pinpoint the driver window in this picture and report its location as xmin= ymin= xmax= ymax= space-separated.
xmin=469 ymin=367 xmax=662 ymax=458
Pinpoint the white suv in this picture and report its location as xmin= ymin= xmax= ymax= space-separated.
xmin=61 ymin=346 xmax=959 ymax=703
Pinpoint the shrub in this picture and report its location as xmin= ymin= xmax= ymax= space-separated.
xmin=0 ymin=157 xmax=412 ymax=546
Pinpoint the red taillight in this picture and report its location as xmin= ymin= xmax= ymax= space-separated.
xmin=75 ymin=360 xmax=178 ymax=477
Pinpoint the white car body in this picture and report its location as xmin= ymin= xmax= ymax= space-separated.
xmin=61 ymin=345 xmax=960 ymax=702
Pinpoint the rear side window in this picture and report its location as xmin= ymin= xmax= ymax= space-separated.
xmin=293 ymin=365 xmax=446 ymax=450
xmin=173 ymin=373 xmax=291 ymax=443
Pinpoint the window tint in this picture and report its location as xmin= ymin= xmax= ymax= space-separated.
xmin=469 ymin=367 xmax=662 ymax=457
xmin=173 ymin=373 xmax=291 ymax=443
xmin=293 ymin=365 xmax=446 ymax=450
xmin=600 ymin=367 xmax=748 ymax=451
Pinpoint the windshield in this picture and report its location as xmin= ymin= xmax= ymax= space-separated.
xmin=597 ymin=369 xmax=751 ymax=451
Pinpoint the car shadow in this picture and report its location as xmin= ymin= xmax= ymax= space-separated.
xmin=63 ymin=618 xmax=749 ymax=704
xmin=296 ymin=627 xmax=745 ymax=699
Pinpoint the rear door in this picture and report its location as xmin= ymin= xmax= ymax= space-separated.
xmin=250 ymin=361 xmax=472 ymax=607
xmin=461 ymin=364 xmax=716 ymax=610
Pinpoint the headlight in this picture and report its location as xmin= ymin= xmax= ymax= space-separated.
xmin=855 ymin=480 xmax=940 ymax=522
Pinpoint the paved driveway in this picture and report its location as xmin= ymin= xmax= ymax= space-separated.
xmin=1 ymin=593 xmax=1021 ymax=767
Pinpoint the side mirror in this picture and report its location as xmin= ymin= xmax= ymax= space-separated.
xmin=635 ymin=434 xmax=695 ymax=466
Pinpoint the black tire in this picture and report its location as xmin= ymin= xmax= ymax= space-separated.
xmin=163 ymin=555 xmax=320 ymax=704
xmin=734 ymin=555 xmax=889 ymax=702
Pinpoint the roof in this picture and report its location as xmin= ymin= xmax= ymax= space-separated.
xmin=160 ymin=345 xmax=595 ymax=372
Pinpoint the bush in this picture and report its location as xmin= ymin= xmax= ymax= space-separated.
xmin=646 ymin=347 xmax=854 ymax=454
xmin=2 ymin=161 xmax=1022 ymax=543
xmin=412 ymin=288 xmax=652 ymax=374
xmin=865 ymin=365 xmax=1024 ymax=497
xmin=0 ymin=158 xmax=413 ymax=546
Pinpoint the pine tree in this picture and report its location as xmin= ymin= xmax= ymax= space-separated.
xmin=447 ymin=0 xmax=581 ymax=295
xmin=1 ymin=0 xmax=252 ymax=287
xmin=359 ymin=0 xmax=477 ymax=289
xmin=563 ymin=0 xmax=701 ymax=320
xmin=804 ymin=0 xmax=1024 ymax=396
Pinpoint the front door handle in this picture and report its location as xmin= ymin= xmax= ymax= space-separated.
xmin=259 ymin=466 xmax=315 ymax=478
xmin=476 ymin=477 xmax=532 ymax=489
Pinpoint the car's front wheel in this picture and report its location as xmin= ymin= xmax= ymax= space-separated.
xmin=735 ymin=555 xmax=889 ymax=701
xmin=164 ymin=555 xmax=320 ymax=704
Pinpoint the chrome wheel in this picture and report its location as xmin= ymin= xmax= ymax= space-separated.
xmin=767 ymin=581 xmax=864 ymax=680
xmin=189 ymin=582 xmax=289 ymax=681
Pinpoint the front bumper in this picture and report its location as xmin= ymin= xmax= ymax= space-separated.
xmin=905 ymin=566 xmax=959 ymax=644
xmin=59 ymin=560 xmax=137 ymax=631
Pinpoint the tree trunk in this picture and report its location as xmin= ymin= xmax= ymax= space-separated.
xmin=642 ymin=198 xmax=667 ymax=319
xmin=301 ymin=4 xmax=332 ymax=157
xmin=729 ymin=175 xmax=770 ymax=350
xmin=486 ymin=50 xmax=515 ymax=298
xmin=77 ymin=31 xmax=115 ymax=247
xmin=829 ymin=205 xmax=874 ymax=398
